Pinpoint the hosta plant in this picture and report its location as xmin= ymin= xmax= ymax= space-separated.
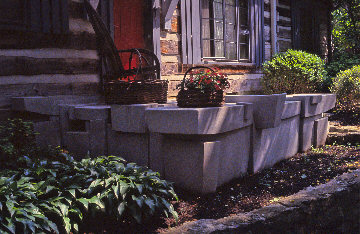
xmin=0 ymin=155 xmax=178 ymax=233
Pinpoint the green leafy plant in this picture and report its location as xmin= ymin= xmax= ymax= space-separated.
xmin=330 ymin=65 xmax=360 ymax=111
xmin=0 ymin=154 xmax=178 ymax=233
xmin=0 ymin=119 xmax=38 ymax=168
xmin=261 ymin=50 xmax=326 ymax=94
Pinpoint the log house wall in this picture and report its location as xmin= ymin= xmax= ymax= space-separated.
xmin=0 ymin=0 xmax=99 ymax=119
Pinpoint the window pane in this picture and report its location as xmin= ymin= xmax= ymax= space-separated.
xmin=239 ymin=0 xmax=248 ymax=8
xmin=239 ymin=34 xmax=249 ymax=44
xmin=201 ymin=0 xmax=210 ymax=18
xmin=226 ymin=23 xmax=236 ymax=42
xmin=225 ymin=0 xmax=236 ymax=5
xmin=215 ymin=21 xmax=224 ymax=40
xmin=239 ymin=8 xmax=248 ymax=27
xmin=226 ymin=42 xmax=237 ymax=60
xmin=239 ymin=45 xmax=249 ymax=59
xmin=225 ymin=4 xmax=236 ymax=24
xmin=202 ymin=19 xmax=211 ymax=39
xmin=215 ymin=41 xmax=224 ymax=57
xmin=203 ymin=40 xmax=211 ymax=57
xmin=213 ymin=1 xmax=223 ymax=19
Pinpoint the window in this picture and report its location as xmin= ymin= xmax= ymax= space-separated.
xmin=181 ymin=0 xmax=263 ymax=66
xmin=201 ymin=0 xmax=250 ymax=61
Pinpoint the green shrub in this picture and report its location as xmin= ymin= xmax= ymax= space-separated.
xmin=261 ymin=50 xmax=326 ymax=94
xmin=0 ymin=119 xmax=37 ymax=168
xmin=0 ymin=155 xmax=178 ymax=233
xmin=330 ymin=65 xmax=360 ymax=111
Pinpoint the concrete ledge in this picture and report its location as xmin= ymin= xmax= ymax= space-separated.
xmin=146 ymin=104 xmax=252 ymax=135
xmin=225 ymin=94 xmax=286 ymax=129
xmin=12 ymin=95 xmax=101 ymax=115
xmin=281 ymin=101 xmax=301 ymax=120
xmin=165 ymin=169 xmax=360 ymax=233
xmin=111 ymin=103 xmax=158 ymax=133
xmin=286 ymin=94 xmax=336 ymax=118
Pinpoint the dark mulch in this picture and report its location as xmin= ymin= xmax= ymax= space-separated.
xmin=93 ymin=143 xmax=359 ymax=233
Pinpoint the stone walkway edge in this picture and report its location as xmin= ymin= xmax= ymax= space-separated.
xmin=165 ymin=169 xmax=360 ymax=233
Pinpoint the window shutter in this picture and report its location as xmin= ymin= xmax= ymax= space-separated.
xmin=250 ymin=0 xmax=264 ymax=66
xmin=181 ymin=0 xmax=202 ymax=64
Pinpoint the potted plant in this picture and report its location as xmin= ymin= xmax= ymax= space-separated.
xmin=176 ymin=66 xmax=230 ymax=107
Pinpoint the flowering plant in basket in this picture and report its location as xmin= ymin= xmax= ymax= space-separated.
xmin=177 ymin=68 xmax=230 ymax=92
xmin=176 ymin=67 xmax=230 ymax=108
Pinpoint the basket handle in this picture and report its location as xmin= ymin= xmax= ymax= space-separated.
xmin=180 ymin=66 xmax=215 ymax=90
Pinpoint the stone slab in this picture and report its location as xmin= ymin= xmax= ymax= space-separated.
xmin=157 ymin=126 xmax=251 ymax=193
xmin=281 ymin=101 xmax=301 ymax=120
xmin=146 ymin=104 xmax=252 ymax=135
xmin=286 ymin=94 xmax=336 ymax=118
xmin=63 ymin=132 xmax=90 ymax=160
xmin=88 ymin=120 xmax=107 ymax=157
xmin=225 ymin=94 xmax=286 ymax=129
xmin=33 ymin=117 xmax=61 ymax=149
xmin=162 ymin=140 xmax=221 ymax=194
xmin=252 ymin=116 xmax=300 ymax=173
xmin=299 ymin=114 xmax=322 ymax=152
xmin=11 ymin=95 xmax=101 ymax=115
xmin=74 ymin=105 xmax=110 ymax=121
xmin=107 ymin=124 xmax=149 ymax=166
xmin=314 ymin=117 xmax=329 ymax=147
xmin=111 ymin=103 xmax=158 ymax=133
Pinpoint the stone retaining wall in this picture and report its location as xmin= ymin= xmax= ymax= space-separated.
xmin=165 ymin=169 xmax=360 ymax=233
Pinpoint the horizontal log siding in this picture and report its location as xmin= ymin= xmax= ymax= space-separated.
xmin=264 ymin=0 xmax=292 ymax=57
xmin=0 ymin=0 xmax=99 ymax=109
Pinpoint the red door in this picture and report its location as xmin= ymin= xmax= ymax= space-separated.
xmin=113 ymin=0 xmax=145 ymax=71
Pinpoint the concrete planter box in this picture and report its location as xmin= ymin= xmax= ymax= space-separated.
xmin=145 ymin=104 xmax=253 ymax=194
xmin=251 ymin=101 xmax=301 ymax=173
xmin=286 ymin=94 xmax=335 ymax=151
xmin=10 ymin=93 xmax=335 ymax=194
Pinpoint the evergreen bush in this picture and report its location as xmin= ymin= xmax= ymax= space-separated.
xmin=331 ymin=65 xmax=360 ymax=111
xmin=261 ymin=50 xmax=326 ymax=94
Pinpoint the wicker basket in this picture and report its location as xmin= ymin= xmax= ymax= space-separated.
xmin=176 ymin=66 xmax=224 ymax=108
xmin=104 ymin=80 xmax=168 ymax=105
xmin=177 ymin=89 xmax=224 ymax=107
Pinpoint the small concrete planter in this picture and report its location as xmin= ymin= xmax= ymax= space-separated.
xmin=11 ymin=93 xmax=336 ymax=194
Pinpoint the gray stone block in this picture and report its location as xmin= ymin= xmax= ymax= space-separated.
xmin=252 ymin=116 xmax=300 ymax=173
xmin=299 ymin=114 xmax=322 ymax=152
xmin=107 ymin=124 xmax=149 ymax=166
xmin=74 ymin=105 xmax=110 ymax=121
xmin=162 ymin=140 xmax=221 ymax=194
xmin=225 ymin=94 xmax=286 ymax=129
xmin=111 ymin=103 xmax=158 ymax=133
xmin=149 ymin=133 xmax=165 ymax=175
xmin=63 ymin=132 xmax=90 ymax=160
xmin=146 ymin=104 xmax=251 ymax=135
xmin=314 ymin=117 xmax=329 ymax=147
xmin=286 ymin=94 xmax=336 ymax=118
xmin=33 ymin=117 xmax=61 ymax=149
xmin=11 ymin=95 xmax=101 ymax=115
xmin=154 ymin=126 xmax=251 ymax=193
xmin=88 ymin=120 xmax=107 ymax=157
xmin=281 ymin=101 xmax=301 ymax=120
